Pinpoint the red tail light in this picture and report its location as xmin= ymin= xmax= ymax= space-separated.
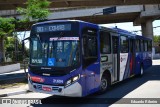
xmin=30 ymin=76 xmax=45 ymax=83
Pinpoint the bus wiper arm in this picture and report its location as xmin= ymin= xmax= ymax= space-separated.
xmin=36 ymin=34 xmax=43 ymax=46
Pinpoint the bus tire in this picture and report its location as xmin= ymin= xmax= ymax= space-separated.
xmin=99 ymin=74 xmax=110 ymax=93
xmin=139 ymin=65 xmax=144 ymax=77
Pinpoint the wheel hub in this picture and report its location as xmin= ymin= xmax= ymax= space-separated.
xmin=101 ymin=79 xmax=107 ymax=90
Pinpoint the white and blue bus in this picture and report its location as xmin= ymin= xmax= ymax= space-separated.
xmin=27 ymin=20 xmax=152 ymax=97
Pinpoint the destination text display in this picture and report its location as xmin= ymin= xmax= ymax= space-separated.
xmin=36 ymin=24 xmax=71 ymax=33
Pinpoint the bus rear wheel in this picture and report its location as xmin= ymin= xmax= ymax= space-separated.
xmin=99 ymin=75 xmax=110 ymax=93
xmin=138 ymin=65 xmax=144 ymax=77
xmin=140 ymin=66 xmax=144 ymax=76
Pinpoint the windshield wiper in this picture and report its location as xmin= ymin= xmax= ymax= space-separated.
xmin=36 ymin=34 xmax=42 ymax=46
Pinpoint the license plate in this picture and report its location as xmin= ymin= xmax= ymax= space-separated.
xmin=42 ymin=86 xmax=52 ymax=92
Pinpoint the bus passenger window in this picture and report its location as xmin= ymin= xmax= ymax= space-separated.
xmin=82 ymin=28 xmax=98 ymax=68
xmin=83 ymin=36 xmax=97 ymax=58
xmin=140 ymin=40 xmax=144 ymax=52
xmin=112 ymin=36 xmax=118 ymax=53
xmin=136 ymin=40 xmax=140 ymax=52
xmin=148 ymin=41 xmax=152 ymax=51
xmin=144 ymin=41 xmax=148 ymax=51
xmin=120 ymin=36 xmax=129 ymax=53
xmin=100 ymin=31 xmax=111 ymax=54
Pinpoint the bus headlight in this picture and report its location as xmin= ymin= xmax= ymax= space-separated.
xmin=66 ymin=79 xmax=72 ymax=85
xmin=65 ymin=74 xmax=80 ymax=87
xmin=73 ymin=75 xmax=79 ymax=81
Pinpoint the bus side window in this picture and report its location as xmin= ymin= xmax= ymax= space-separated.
xmin=148 ymin=41 xmax=152 ymax=51
xmin=136 ymin=40 xmax=140 ymax=52
xmin=140 ymin=40 xmax=144 ymax=52
xmin=144 ymin=40 xmax=148 ymax=52
xmin=120 ymin=36 xmax=129 ymax=53
xmin=83 ymin=35 xmax=97 ymax=57
xmin=112 ymin=36 xmax=118 ymax=53
xmin=100 ymin=31 xmax=111 ymax=54
xmin=82 ymin=28 xmax=98 ymax=68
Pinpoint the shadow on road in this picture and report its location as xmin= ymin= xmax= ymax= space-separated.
xmin=32 ymin=65 xmax=160 ymax=107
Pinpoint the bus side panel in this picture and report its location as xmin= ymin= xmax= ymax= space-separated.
xmin=142 ymin=51 xmax=152 ymax=70
xmin=123 ymin=53 xmax=131 ymax=79
xmin=119 ymin=53 xmax=130 ymax=81
xmin=135 ymin=53 xmax=142 ymax=74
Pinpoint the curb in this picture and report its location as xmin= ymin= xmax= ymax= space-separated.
xmin=0 ymin=90 xmax=32 ymax=97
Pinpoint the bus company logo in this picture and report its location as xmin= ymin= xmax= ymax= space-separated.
xmin=121 ymin=57 xmax=126 ymax=62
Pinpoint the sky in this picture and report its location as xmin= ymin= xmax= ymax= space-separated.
xmin=101 ymin=20 xmax=160 ymax=36
xmin=19 ymin=20 xmax=160 ymax=48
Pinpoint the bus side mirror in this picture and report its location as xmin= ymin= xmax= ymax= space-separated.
xmin=22 ymin=37 xmax=30 ymax=55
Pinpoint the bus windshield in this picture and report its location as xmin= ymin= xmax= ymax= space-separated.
xmin=30 ymin=34 xmax=80 ymax=67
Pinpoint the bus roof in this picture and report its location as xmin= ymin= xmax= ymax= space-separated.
xmin=136 ymin=35 xmax=152 ymax=40
xmin=33 ymin=20 xmax=97 ymax=26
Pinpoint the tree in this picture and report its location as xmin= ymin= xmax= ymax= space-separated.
xmin=153 ymin=35 xmax=160 ymax=53
xmin=153 ymin=35 xmax=160 ymax=43
xmin=0 ymin=17 xmax=15 ymax=62
xmin=15 ymin=0 xmax=51 ymax=61
xmin=5 ymin=37 xmax=26 ymax=62
xmin=17 ymin=0 xmax=51 ymax=23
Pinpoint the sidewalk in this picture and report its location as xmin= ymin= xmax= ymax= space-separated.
xmin=0 ymin=84 xmax=30 ymax=97
xmin=152 ymin=59 xmax=160 ymax=65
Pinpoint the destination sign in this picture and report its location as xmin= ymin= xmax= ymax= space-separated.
xmin=36 ymin=24 xmax=71 ymax=33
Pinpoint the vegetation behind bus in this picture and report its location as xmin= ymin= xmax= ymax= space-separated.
xmin=16 ymin=0 xmax=51 ymax=60
xmin=0 ymin=0 xmax=51 ymax=65
xmin=153 ymin=35 xmax=160 ymax=53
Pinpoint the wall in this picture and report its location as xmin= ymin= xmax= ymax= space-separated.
xmin=0 ymin=63 xmax=20 ymax=74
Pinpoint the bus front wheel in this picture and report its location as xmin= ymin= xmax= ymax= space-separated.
xmin=99 ymin=75 xmax=110 ymax=93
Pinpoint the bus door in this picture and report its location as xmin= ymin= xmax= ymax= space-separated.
xmin=111 ymin=34 xmax=119 ymax=82
xmin=82 ymin=28 xmax=100 ymax=94
xmin=130 ymin=39 xmax=135 ymax=75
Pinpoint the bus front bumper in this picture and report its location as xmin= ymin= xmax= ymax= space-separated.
xmin=28 ymin=80 xmax=82 ymax=97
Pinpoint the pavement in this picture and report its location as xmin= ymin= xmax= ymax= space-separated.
xmin=0 ymin=84 xmax=29 ymax=97
xmin=152 ymin=59 xmax=160 ymax=65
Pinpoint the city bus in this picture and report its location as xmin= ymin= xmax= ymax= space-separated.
xmin=26 ymin=20 xmax=152 ymax=97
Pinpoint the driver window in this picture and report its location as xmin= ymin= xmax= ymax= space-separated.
xmin=82 ymin=28 xmax=98 ymax=68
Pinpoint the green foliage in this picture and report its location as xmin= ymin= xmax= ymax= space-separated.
xmin=0 ymin=17 xmax=15 ymax=37
xmin=5 ymin=37 xmax=15 ymax=52
xmin=5 ymin=37 xmax=27 ymax=61
xmin=153 ymin=35 xmax=160 ymax=43
xmin=15 ymin=19 xmax=29 ymax=31
xmin=17 ymin=0 xmax=51 ymax=21
xmin=0 ymin=17 xmax=16 ymax=62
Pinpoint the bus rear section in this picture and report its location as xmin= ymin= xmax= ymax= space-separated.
xmin=134 ymin=36 xmax=152 ymax=75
